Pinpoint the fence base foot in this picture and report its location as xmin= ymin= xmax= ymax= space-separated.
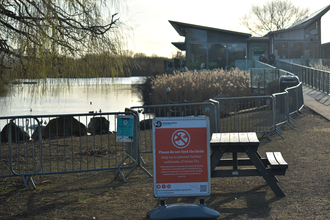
xmin=117 ymin=154 xmax=153 ymax=182
xmin=22 ymin=175 xmax=36 ymax=190
xmin=124 ymin=162 xmax=153 ymax=180
xmin=264 ymin=132 xmax=272 ymax=141
xmin=118 ymin=168 xmax=127 ymax=183
xmin=275 ymin=126 xmax=285 ymax=139
xmin=287 ymin=120 xmax=295 ymax=128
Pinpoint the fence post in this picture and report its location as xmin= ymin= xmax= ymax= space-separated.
xmin=195 ymin=90 xmax=198 ymax=102
xmin=326 ymin=73 xmax=330 ymax=95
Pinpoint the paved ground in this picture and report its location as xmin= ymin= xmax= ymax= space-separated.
xmin=303 ymin=85 xmax=330 ymax=120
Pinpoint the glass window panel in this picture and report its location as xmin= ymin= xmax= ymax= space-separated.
xmin=305 ymin=22 xmax=319 ymax=41
xmin=249 ymin=42 xmax=268 ymax=60
xmin=289 ymin=42 xmax=304 ymax=58
xmin=228 ymin=43 xmax=246 ymax=68
xmin=274 ymin=42 xmax=288 ymax=59
xmin=188 ymin=44 xmax=207 ymax=70
xmin=305 ymin=42 xmax=319 ymax=59
xmin=188 ymin=28 xmax=207 ymax=42
xmin=208 ymin=44 xmax=226 ymax=69
xmin=207 ymin=31 xmax=222 ymax=43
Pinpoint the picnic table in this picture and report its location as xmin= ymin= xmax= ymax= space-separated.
xmin=210 ymin=132 xmax=288 ymax=197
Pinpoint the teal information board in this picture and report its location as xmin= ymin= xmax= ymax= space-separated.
xmin=116 ymin=115 xmax=134 ymax=142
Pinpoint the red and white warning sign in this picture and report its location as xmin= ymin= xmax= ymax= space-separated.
xmin=172 ymin=129 xmax=190 ymax=149
xmin=153 ymin=117 xmax=210 ymax=198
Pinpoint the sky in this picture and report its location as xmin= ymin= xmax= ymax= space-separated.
xmin=118 ymin=0 xmax=330 ymax=58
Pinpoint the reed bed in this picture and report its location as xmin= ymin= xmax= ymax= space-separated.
xmin=149 ymin=68 xmax=250 ymax=104
xmin=311 ymin=63 xmax=330 ymax=71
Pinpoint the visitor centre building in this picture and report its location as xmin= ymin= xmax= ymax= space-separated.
xmin=169 ymin=4 xmax=330 ymax=70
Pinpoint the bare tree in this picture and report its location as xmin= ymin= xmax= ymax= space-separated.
xmin=0 ymin=0 xmax=128 ymax=81
xmin=240 ymin=0 xmax=310 ymax=36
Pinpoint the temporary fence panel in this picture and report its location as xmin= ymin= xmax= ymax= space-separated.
xmin=212 ymin=96 xmax=274 ymax=135
xmin=0 ymin=111 xmax=140 ymax=189
xmin=130 ymin=102 xmax=219 ymax=154
xmin=272 ymin=91 xmax=292 ymax=139
xmin=0 ymin=118 xmax=15 ymax=178
xmin=272 ymin=92 xmax=289 ymax=126
xmin=286 ymin=86 xmax=298 ymax=116
xmin=296 ymin=83 xmax=304 ymax=111
xmin=286 ymin=83 xmax=304 ymax=116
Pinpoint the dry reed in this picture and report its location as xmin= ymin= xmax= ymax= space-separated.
xmin=311 ymin=63 xmax=330 ymax=71
xmin=149 ymin=68 xmax=250 ymax=104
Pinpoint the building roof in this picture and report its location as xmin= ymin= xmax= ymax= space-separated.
xmin=169 ymin=20 xmax=251 ymax=37
xmin=268 ymin=4 xmax=330 ymax=35
xmin=171 ymin=42 xmax=186 ymax=51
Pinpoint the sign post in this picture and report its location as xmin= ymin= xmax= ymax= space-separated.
xmin=147 ymin=117 xmax=219 ymax=219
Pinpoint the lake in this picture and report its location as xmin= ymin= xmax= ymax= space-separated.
xmin=0 ymin=77 xmax=146 ymax=130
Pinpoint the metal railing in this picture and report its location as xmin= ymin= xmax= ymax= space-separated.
xmin=0 ymin=111 xmax=142 ymax=189
xmin=275 ymin=60 xmax=330 ymax=94
xmin=249 ymin=68 xmax=296 ymax=94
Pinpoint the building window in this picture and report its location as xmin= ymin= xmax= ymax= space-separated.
xmin=249 ymin=42 xmax=268 ymax=60
xmin=305 ymin=42 xmax=319 ymax=59
xmin=188 ymin=28 xmax=207 ymax=42
xmin=305 ymin=22 xmax=319 ymax=41
xmin=207 ymin=31 xmax=223 ymax=43
xmin=188 ymin=44 xmax=207 ymax=70
xmin=208 ymin=44 xmax=226 ymax=69
xmin=228 ymin=43 xmax=246 ymax=68
xmin=274 ymin=42 xmax=288 ymax=59
xmin=289 ymin=42 xmax=304 ymax=58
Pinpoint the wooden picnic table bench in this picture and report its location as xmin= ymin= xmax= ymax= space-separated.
xmin=210 ymin=132 xmax=288 ymax=197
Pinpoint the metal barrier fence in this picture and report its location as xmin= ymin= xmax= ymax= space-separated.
xmin=131 ymin=80 xmax=305 ymax=153
xmin=272 ymin=91 xmax=290 ymax=138
xmin=272 ymin=82 xmax=304 ymax=138
xmin=211 ymin=96 xmax=274 ymax=137
xmin=0 ymin=66 xmax=307 ymax=188
xmin=275 ymin=60 xmax=330 ymax=94
xmin=286 ymin=83 xmax=304 ymax=117
xmin=0 ymin=111 xmax=141 ymax=189
xmin=130 ymin=102 xmax=219 ymax=154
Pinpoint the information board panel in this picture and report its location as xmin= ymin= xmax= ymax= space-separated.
xmin=153 ymin=117 xmax=210 ymax=198
xmin=116 ymin=115 xmax=134 ymax=142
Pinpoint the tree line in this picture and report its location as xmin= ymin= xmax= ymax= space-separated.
xmin=0 ymin=0 xmax=311 ymax=96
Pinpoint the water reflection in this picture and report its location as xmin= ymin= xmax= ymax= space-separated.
xmin=0 ymin=77 xmax=145 ymax=118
